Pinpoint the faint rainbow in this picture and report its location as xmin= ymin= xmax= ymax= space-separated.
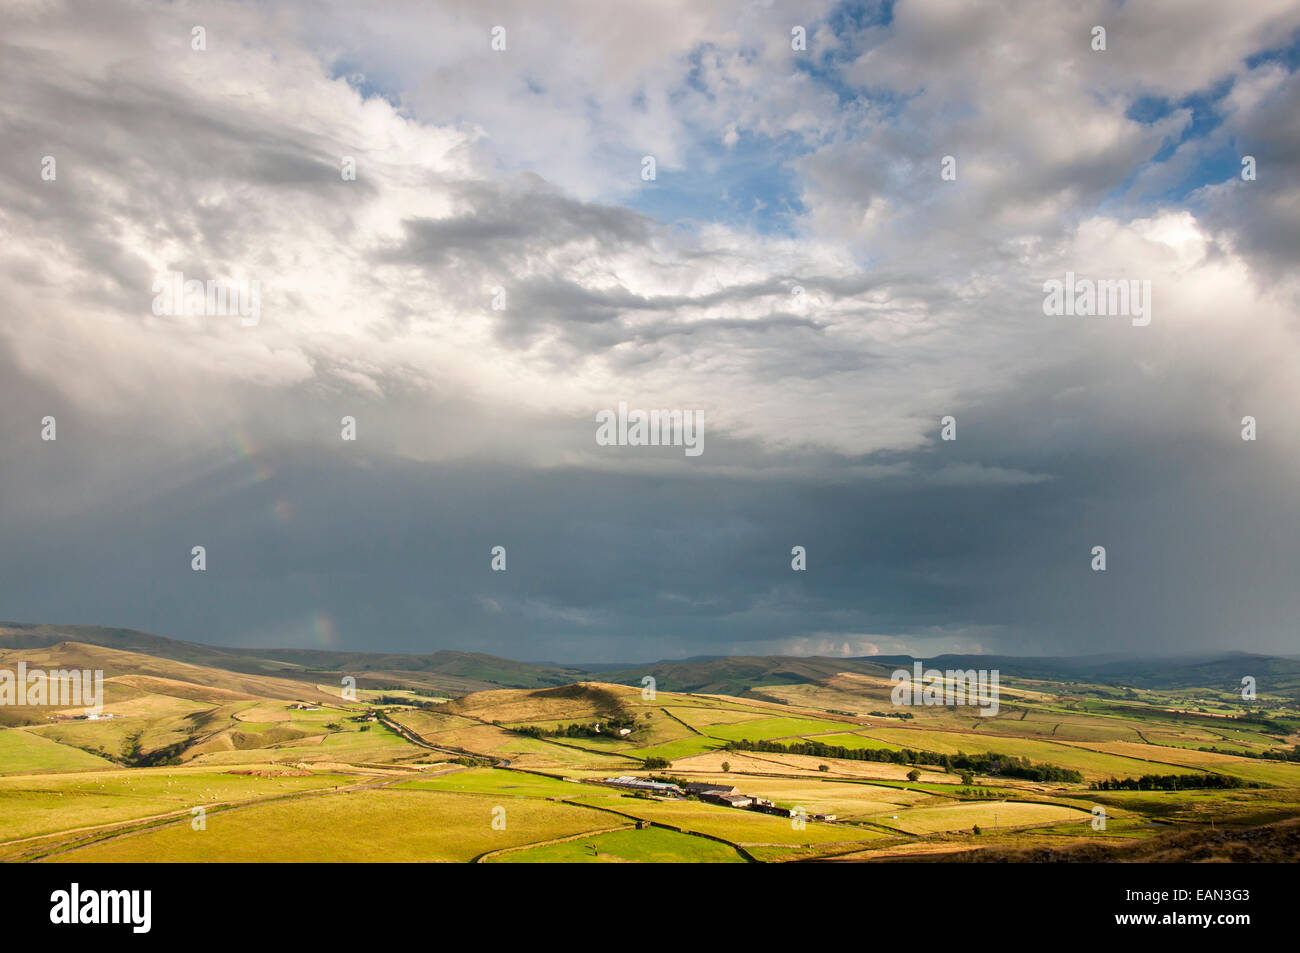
xmin=223 ymin=426 xmax=275 ymax=484
xmin=312 ymin=612 xmax=338 ymax=647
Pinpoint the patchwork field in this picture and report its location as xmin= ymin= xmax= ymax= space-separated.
xmin=48 ymin=789 xmax=620 ymax=863
xmin=0 ymin=766 xmax=350 ymax=850
xmin=886 ymin=801 xmax=1090 ymax=835
xmin=570 ymin=794 xmax=889 ymax=850
xmin=393 ymin=767 xmax=595 ymax=798
xmin=854 ymin=727 xmax=1198 ymax=781
xmin=0 ymin=730 xmax=117 ymax=775
xmin=486 ymin=825 xmax=748 ymax=863
xmin=3 ymin=634 xmax=1298 ymax=863
xmin=686 ymin=777 xmax=934 ymax=818
xmin=702 ymin=716 xmax=860 ymax=742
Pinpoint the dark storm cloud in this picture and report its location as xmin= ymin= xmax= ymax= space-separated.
xmin=4 ymin=338 xmax=1299 ymax=664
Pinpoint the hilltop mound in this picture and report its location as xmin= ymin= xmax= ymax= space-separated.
xmin=446 ymin=681 xmax=639 ymax=722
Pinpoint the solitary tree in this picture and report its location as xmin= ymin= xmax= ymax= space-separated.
xmin=907 ymin=769 xmax=921 ymax=782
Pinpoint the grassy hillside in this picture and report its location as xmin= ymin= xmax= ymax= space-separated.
xmin=9 ymin=622 xmax=1296 ymax=701
xmin=2 ymin=625 xmax=1297 ymax=863
xmin=0 ymin=622 xmax=580 ymax=694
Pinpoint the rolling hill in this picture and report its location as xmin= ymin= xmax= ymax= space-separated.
xmin=1 ymin=621 xmax=1297 ymax=864
xmin=8 ymin=623 xmax=1298 ymax=702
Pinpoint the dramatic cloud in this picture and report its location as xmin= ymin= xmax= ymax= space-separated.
xmin=1 ymin=0 xmax=1297 ymax=661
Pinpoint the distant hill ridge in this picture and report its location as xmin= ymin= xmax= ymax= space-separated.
xmin=2 ymin=621 xmax=1298 ymax=697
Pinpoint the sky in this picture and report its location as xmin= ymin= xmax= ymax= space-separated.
xmin=1 ymin=0 xmax=1298 ymax=663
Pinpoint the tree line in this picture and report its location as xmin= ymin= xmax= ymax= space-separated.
xmin=721 ymin=739 xmax=1084 ymax=783
xmin=511 ymin=713 xmax=638 ymax=739
xmin=1090 ymin=773 xmax=1258 ymax=791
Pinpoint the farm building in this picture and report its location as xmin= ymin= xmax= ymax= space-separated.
xmin=604 ymin=776 xmax=685 ymax=797
xmin=684 ymin=781 xmax=737 ymax=796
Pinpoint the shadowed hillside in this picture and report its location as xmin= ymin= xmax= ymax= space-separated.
xmin=0 ymin=622 xmax=581 ymax=694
